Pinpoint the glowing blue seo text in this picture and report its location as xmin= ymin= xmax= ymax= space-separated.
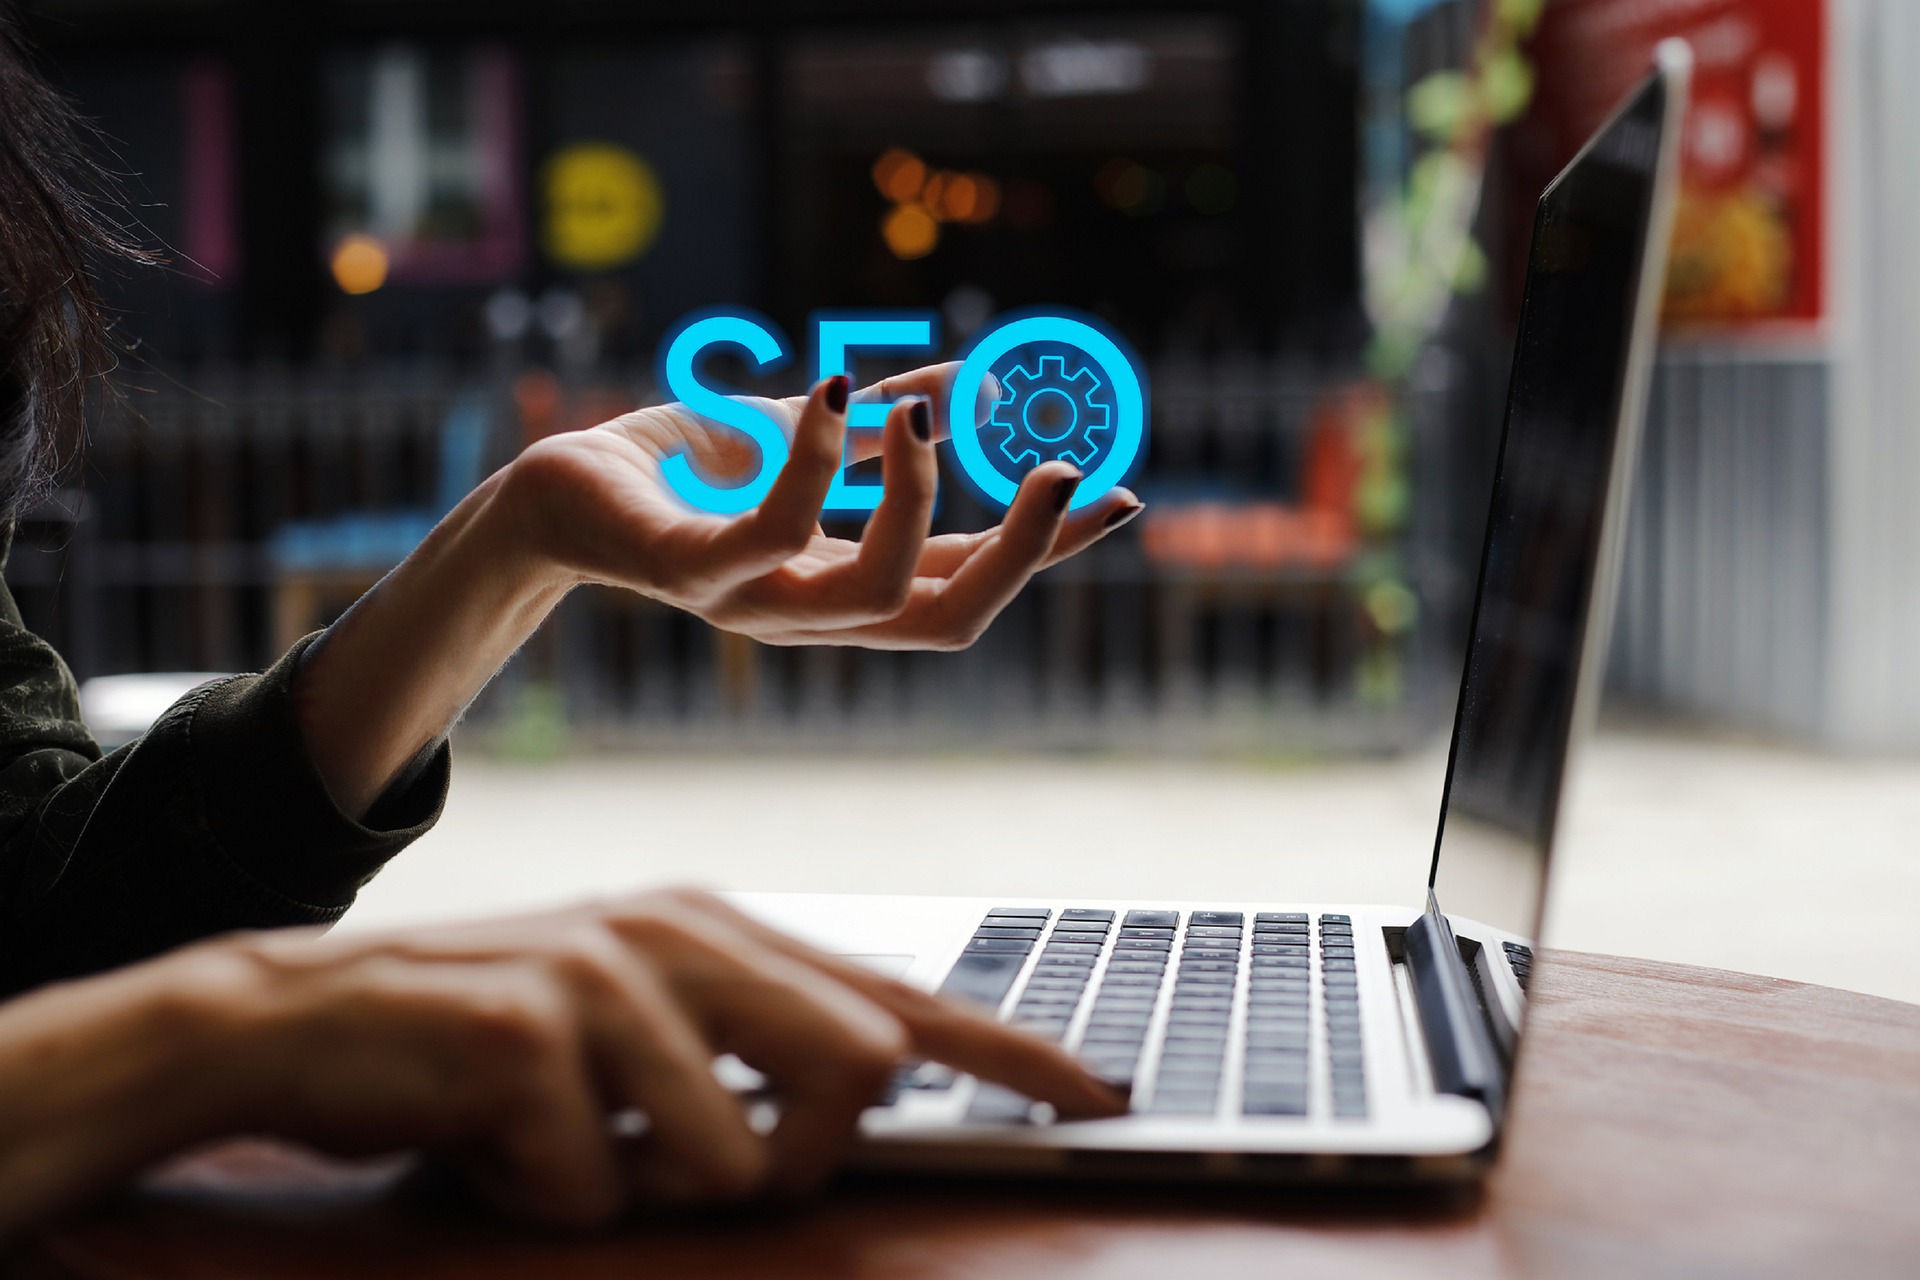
xmin=657 ymin=309 xmax=1148 ymax=516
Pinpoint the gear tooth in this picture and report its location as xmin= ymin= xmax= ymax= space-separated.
xmin=1004 ymin=363 xmax=1038 ymax=392
xmin=1087 ymin=401 xmax=1111 ymax=428
xmin=1038 ymin=354 xmax=1068 ymax=381
xmin=1065 ymin=363 xmax=1099 ymax=392
xmin=1000 ymin=434 xmax=1038 ymax=467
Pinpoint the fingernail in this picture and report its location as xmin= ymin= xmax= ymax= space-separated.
xmin=1052 ymin=476 xmax=1078 ymax=513
xmin=1102 ymin=501 xmax=1144 ymax=531
xmin=909 ymin=397 xmax=931 ymax=442
xmin=825 ymin=374 xmax=849 ymax=415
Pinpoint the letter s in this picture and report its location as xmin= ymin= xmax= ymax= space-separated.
xmin=658 ymin=312 xmax=792 ymax=515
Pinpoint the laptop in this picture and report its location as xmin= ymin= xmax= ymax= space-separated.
xmin=732 ymin=42 xmax=1690 ymax=1181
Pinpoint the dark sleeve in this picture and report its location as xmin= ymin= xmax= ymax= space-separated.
xmin=0 ymin=534 xmax=449 ymax=998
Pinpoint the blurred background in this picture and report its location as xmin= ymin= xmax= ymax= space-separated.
xmin=13 ymin=0 xmax=1919 ymax=1002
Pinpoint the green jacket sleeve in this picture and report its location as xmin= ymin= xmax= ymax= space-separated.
xmin=0 ymin=527 xmax=448 ymax=998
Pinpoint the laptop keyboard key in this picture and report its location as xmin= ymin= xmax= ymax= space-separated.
xmin=1121 ymin=910 xmax=1178 ymax=928
xmin=938 ymin=952 xmax=1024 ymax=1009
xmin=1188 ymin=911 xmax=1244 ymax=927
xmin=966 ymin=1084 xmax=1036 ymax=1123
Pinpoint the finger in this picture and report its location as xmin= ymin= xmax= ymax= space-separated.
xmin=910 ymin=529 xmax=1000 ymax=579
xmin=692 ymin=376 xmax=849 ymax=589
xmin=1040 ymin=488 xmax=1143 ymax=569
xmin=895 ymin=461 xmax=1081 ymax=649
xmin=682 ymin=897 xmax=1124 ymax=1119
xmin=712 ymin=396 xmax=939 ymax=633
xmin=620 ymin=917 xmax=909 ymax=1197
xmin=579 ymin=952 xmax=766 ymax=1202
xmin=842 ymin=364 xmax=1006 ymax=462
xmin=444 ymin=970 xmax=627 ymax=1228
xmin=841 ymin=396 xmax=937 ymax=611
xmin=910 ymin=487 xmax=1140 ymax=581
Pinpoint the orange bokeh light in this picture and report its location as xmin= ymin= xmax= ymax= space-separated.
xmin=329 ymin=234 xmax=389 ymax=295
xmin=963 ymin=174 xmax=1000 ymax=222
xmin=921 ymin=171 xmax=1001 ymax=224
xmin=939 ymin=173 xmax=978 ymax=221
xmin=921 ymin=171 xmax=949 ymax=217
xmin=871 ymin=148 xmax=927 ymax=204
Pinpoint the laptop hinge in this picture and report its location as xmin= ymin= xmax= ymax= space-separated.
xmin=1402 ymin=892 xmax=1507 ymax=1120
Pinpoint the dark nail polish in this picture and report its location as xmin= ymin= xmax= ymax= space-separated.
xmin=825 ymin=374 xmax=849 ymax=414
xmin=910 ymin=397 xmax=931 ymax=441
xmin=1102 ymin=502 xmax=1144 ymax=531
xmin=1052 ymin=476 xmax=1077 ymax=513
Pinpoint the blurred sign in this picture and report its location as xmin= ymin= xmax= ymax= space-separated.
xmin=1529 ymin=0 xmax=1825 ymax=328
xmin=542 ymin=143 xmax=664 ymax=272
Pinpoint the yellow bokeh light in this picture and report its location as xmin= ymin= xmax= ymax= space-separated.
xmin=882 ymin=203 xmax=939 ymax=259
xmin=330 ymin=234 xmax=389 ymax=295
xmin=872 ymin=148 xmax=927 ymax=204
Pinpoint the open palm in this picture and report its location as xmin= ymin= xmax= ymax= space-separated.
xmin=509 ymin=363 xmax=1140 ymax=649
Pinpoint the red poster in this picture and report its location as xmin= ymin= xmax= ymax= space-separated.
xmin=1525 ymin=0 xmax=1825 ymax=330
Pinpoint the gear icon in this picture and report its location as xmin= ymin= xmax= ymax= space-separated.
xmin=988 ymin=354 xmax=1112 ymax=469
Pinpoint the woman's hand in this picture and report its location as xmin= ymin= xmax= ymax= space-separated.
xmin=506 ymin=364 xmax=1140 ymax=648
xmin=295 ymin=364 xmax=1142 ymax=818
xmin=0 ymin=890 xmax=1126 ymax=1236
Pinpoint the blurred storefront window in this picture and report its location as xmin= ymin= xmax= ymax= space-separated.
xmin=323 ymin=44 xmax=524 ymax=287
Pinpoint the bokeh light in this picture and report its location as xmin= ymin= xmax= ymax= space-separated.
xmin=882 ymin=203 xmax=939 ymax=259
xmin=1095 ymin=158 xmax=1165 ymax=215
xmin=871 ymin=148 xmax=927 ymax=204
xmin=329 ymin=234 xmax=389 ymax=295
xmin=921 ymin=171 xmax=949 ymax=219
xmin=934 ymin=172 xmax=1001 ymax=223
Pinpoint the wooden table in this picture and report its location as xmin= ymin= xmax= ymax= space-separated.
xmin=15 ymin=952 xmax=1920 ymax=1280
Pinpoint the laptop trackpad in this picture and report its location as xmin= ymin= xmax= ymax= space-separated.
xmin=839 ymin=953 xmax=915 ymax=980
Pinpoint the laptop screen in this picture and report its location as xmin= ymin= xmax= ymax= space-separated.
xmin=1426 ymin=71 xmax=1672 ymax=940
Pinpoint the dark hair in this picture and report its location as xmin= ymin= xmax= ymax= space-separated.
xmin=0 ymin=10 xmax=149 ymax=518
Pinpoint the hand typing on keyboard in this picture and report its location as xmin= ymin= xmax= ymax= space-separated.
xmin=0 ymin=888 xmax=1128 ymax=1238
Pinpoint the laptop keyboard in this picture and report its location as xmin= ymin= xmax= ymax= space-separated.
xmin=930 ymin=908 xmax=1368 ymax=1122
xmin=1502 ymin=940 xmax=1534 ymax=992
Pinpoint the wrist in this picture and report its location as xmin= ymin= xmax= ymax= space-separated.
xmin=0 ymin=945 xmax=270 ymax=1236
xmin=462 ymin=458 xmax=587 ymax=601
xmin=291 ymin=457 xmax=579 ymax=819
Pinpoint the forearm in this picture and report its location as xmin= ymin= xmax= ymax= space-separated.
xmin=293 ymin=462 xmax=576 ymax=819
xmin=0 ymin=954 xmax=244 ymax=1240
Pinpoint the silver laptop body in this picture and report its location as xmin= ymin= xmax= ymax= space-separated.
xmin=734 ymin=42 xmax=1691 ymax=1182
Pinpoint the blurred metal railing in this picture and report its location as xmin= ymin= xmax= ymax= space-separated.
xmin=6 ymin=361 xmax=1459 ymax=753
xmin=1608 ymin=346 xmax=1831 ymax=737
